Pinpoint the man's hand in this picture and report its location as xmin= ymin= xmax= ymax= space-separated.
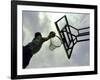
xmin=49 ymin=31 xmax=56 ymax=38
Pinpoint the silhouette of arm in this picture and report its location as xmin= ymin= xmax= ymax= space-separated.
xmin=42 ymin=36 xmax=51 ymax=42
xmin=42 ymin=31 xmax=56 ymax=42
xmin=42 ymin=35 xmax=55 ymax=42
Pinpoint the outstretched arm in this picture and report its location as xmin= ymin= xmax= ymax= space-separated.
xmin=42 ymin=31 xmax=56 ymax=42
xmin=42 ymin=37 xmax=50 ymax=42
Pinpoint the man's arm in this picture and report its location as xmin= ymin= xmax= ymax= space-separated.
xmin=42 ymin=31 xmax=56 ymax=42
xmin=42 ymin=36 xmax=51 ymax=42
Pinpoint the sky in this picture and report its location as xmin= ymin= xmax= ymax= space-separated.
xmin=22 ymin=11 xmax=90 ymax=69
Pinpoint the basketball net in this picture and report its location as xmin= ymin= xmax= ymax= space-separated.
xmin=49 ymin=35 xmax=62 ymax=51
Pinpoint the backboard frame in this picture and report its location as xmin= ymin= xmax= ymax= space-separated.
xmin=55 ymin=15 xmax=90 ymax=59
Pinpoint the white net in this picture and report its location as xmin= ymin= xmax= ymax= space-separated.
xmin=49 ymin=35 xmax=62 ymax=51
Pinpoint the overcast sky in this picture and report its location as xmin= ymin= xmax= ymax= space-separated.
xmin=22 ymin=11 xmax=90 ymax=69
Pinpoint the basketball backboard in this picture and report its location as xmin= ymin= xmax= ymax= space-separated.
xmin=55 ymin=15 xmax=89 ymax=59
